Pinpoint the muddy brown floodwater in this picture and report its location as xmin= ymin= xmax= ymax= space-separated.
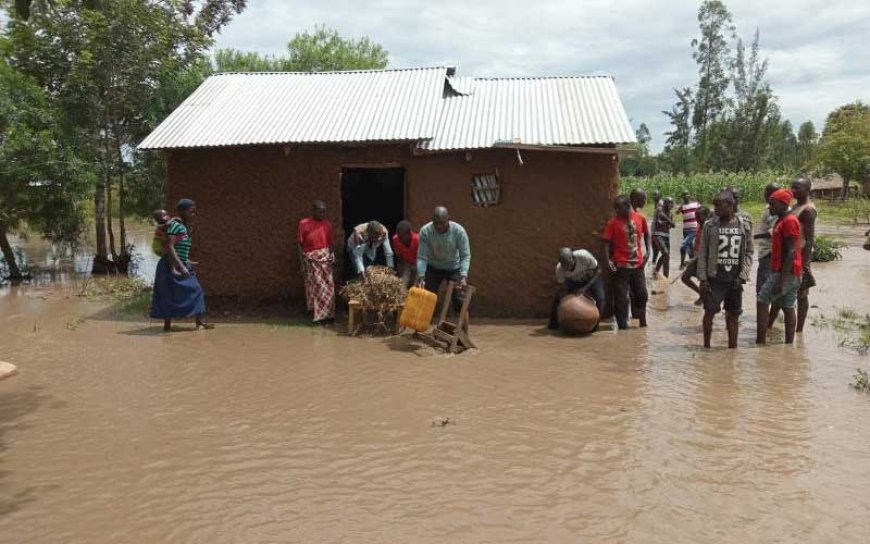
xmin=2 ymin=225 xmax=870 ymax=543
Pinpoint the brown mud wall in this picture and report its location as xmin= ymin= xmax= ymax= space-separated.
xmin=168 ymin=145 xmax=617 ymax=317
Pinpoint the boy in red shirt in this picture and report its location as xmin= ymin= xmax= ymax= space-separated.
xmin=603 ymin=195 xmax=650 ymax=329
xmin=756 ymin=189 xmax=802 ymax=344
xmin=391 ymin=220 xmax=419 ymax=288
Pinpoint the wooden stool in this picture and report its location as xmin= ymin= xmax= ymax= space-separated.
xmin=347 ymin=299 xmax=404 ymax=336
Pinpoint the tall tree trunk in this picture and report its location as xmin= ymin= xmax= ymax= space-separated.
xmin=92 ymin=178 xmax=114 ymax=274
xmin=106 ymin=178 xmax=118 ymax=262
xmin=116 ymin=139 xmax=130 ymax=274
xmin=0 ymin=224 xmax=25 ymax=282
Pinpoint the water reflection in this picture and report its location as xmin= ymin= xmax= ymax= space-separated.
xmin=0 ymin=227 xmax=159 ymax=296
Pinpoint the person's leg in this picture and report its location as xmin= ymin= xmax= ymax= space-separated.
xmin=613 ymin=268 xmax=630 ymax=329
xmin=661 ymin=243 xmax=671 ymax=278
xmin=756 ymin=302 xmax=769 ymax=344
xmin=796 ymin=291 xmax=809 ymax=333
xmin=163 ymin=318 xmax=172 ymax=332
xmin=703 ymin=311 xmax=715 ymax=348
xmin=423 ymin=266 xmax=443 ymax=293
xmin=587 ymin=277 xmax=606 ymax=316
xmin=686 ymin=230 xmax=696 ymax=259
xmin=196 ymin=315 xmax=215 ymax=329
xmin=767 ymin=302 xmax=781 ymax=330
xmin=448 ymin=270 xmax=465 ymax=315
xmin=548 ymin=291 xmax=562 ymax=330
xmin=784 ymin=308 xmax=797 ymax=344
xmin=629 ymin=268 xmax=648 ymax=327
xmin=725 ymin=312 xmax=739 ymax=349
xmin=755 ymin=255 xmax=771 ymax=296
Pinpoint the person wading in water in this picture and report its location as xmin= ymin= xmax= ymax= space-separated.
xmin=756 ymin=189 xmax=802 ymax=345
xmin=150 ymin=198 xmax=212 ymax=332
xmin=696 ymin=191 xmax=753 ymax=349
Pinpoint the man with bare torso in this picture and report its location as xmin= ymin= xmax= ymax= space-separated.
xmin=769 ymin=178 xmax=816 ymax=333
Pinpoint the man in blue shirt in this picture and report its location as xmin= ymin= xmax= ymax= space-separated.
xmin=416 ymin=206 xmax=471 ymax=312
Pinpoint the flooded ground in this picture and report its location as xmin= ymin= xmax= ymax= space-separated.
xmin=1 ymin=225 xmax=870 ymax=543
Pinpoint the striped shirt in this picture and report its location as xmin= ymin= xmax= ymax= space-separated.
xmin=678 ymin=201 xmax=701 ymax=231
xmin=167 ymin=221 xmax=192 ymax=262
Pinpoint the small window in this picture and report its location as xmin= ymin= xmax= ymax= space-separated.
xmin=471 ymin=174 xmax=500 ymax=207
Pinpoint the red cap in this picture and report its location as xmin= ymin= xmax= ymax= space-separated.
xmin=769 ymin=188 xmax=793 ymax=205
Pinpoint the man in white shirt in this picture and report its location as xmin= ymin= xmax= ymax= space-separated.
xmin=548 ymin=247 xmax=605 ymax=330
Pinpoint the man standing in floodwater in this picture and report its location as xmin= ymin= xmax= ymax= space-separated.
xmin=603 ymin=195 xmax=649 ymax=329
xmin=298 ymin=200 xmax=336 ymax=325
xmin=757 ymin=189 xmax=802 ymax=345
xmin=677 ymin=190 xmax=701 ymax=268
xmin=753 ymin=183 xmax=781 ymax=297
xmin=650 ymin=189 xmax=662 ymax=265
xmin=416 ymin=207 xmax=471 ymax=314
xmin=697 ymin=191 xmax=753 ymax=349
xmin=779 ymin=177 xmax=816 ymax=333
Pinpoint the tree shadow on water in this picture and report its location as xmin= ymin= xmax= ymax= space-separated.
xmin=0 ymin=384 xmax=55 ymax=517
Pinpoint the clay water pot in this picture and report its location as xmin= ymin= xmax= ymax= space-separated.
xmin=557 ymin=294 xmax=600 ymax=335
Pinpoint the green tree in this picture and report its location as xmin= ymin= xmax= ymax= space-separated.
xmin=0 ymin=60 xmax=85 ymax=281
xmin=3 ymin=0 xmax=247 ymax=273
xmin=662 ymin=87 xmax=695 ymax=173
xmin=796 ymin=120 xmax=818 ymax=168
xmin=816 ymin=101 xmax=870 ymax=199
xmin=213 ymin=26 xmax=388 ymax=73
xmin=690 ymin=0 xmax=735 ymax=169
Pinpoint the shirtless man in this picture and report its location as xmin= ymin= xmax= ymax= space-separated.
xmin=769 ymin=178 xmax=816 ymax=333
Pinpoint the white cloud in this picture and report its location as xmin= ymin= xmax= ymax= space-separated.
xmin=214 ymin=0 xmax=870 ymax=151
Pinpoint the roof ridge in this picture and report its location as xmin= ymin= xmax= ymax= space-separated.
xmin=212 ymin=66 xmax=451 ymax=76
xmin=466 ymin=75 xmax=614 ymax=81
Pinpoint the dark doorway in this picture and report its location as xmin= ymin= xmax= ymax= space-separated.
xmin=340 ymin=167 xmax=405 ymax=236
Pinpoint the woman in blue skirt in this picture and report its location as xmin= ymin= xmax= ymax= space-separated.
xmin=150 ymin=198 xmax=213 ymax=331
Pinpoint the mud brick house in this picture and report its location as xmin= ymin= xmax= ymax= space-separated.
xmin=138 ymin=67 xmax=635 ymax=317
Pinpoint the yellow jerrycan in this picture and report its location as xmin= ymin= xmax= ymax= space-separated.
xmin=399 ymin=287 xmax=438 ymax=331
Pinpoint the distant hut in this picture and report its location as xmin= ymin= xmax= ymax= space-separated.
xmin=810 ymin=174 xmax=858 ymax=200
xmin=138 ymin=67 xmax=636 ymax=317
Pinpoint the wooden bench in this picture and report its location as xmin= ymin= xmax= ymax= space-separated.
xmin=348 ymin=299 xmax=405 ymax=336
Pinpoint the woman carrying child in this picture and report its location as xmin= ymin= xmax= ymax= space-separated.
xmin=150 ymin=198 xmax=212 ymax=332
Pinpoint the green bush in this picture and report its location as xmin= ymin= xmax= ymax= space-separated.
xmin=812 ymin=235 xmax=846 ymax=262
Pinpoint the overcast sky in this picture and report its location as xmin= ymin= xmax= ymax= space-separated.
xmin=214 ymin=0 xmax=870 ymax=152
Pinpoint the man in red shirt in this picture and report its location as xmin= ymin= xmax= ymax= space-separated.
xmin=603 ymin=195 xmax=650 ymax=329
xmin=391 ymin=220 xmax=419 ymax=288
xmin=756 ymin=189 xmax=802 ymax=344
xmin=297 ymin=200 xmax=335 ymax=325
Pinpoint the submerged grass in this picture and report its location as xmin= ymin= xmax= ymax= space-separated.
xmin=852 ymin=368 xmax=870 ymax=393
xmin=813 ymin=307 xmax=870 ymax=356
xmin=77 ymin=276 xmax=152 ymax=317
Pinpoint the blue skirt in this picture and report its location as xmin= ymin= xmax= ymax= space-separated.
xmin=150 ymin=257 xmax=206 ymax=319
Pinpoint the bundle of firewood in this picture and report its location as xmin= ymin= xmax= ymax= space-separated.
xmin=341 ymin=265 xmax=408 ymax=311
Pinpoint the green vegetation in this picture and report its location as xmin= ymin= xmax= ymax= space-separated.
xmin=816 ymin=102 xmax=870 ymax=199
xmin=78 ymin=275 xmax=151 ymax=316
xmin=0 ymin=0 xmax=391 ymax=281
xmin=622 ymin=171 xmax=785 ymax=203
xmin=812 ymin=235 xmax=846 ymax=262
xmin=852 ymin=368 xmax=870 ymax=393
xmin=813 ymin=308 xmax=870 ymax=356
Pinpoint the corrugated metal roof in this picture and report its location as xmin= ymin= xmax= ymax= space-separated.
xmin=138 ymin=68 xmax=636 ymax=151
xmin=419 ymin=76 xmax=635 ymax=151
xmin=138 ymin=67 xmax=448 ymax=150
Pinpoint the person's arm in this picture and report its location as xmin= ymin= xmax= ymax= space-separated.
xmin=779 ymin=236 xmax=797 ymax=294
xmin=642 ymin=221 xmax=651 ymax=265
xmin=415 ymin=229 xmax=429 ymax=285
xmin=802 ymin=209 xmax=817 ymax=269
xmin=578 ymin=270 xmax=601 ymax=296
xmin=166 ymin=229 xmax=189 ymax=276
xmin=739 ymin=220 xmax=754 ymax=284
xmin=602 ymin=222 xmax=616 ymax=271
xmin=457 ymin=227 xmax=471 ymax=288
xmin=382 ymin=234 xmax=394 ymax=269
xmin=348 ymin=235 xmax=365 ymax=275
xmin=697 ymin=222 xmax=710 ymax=286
